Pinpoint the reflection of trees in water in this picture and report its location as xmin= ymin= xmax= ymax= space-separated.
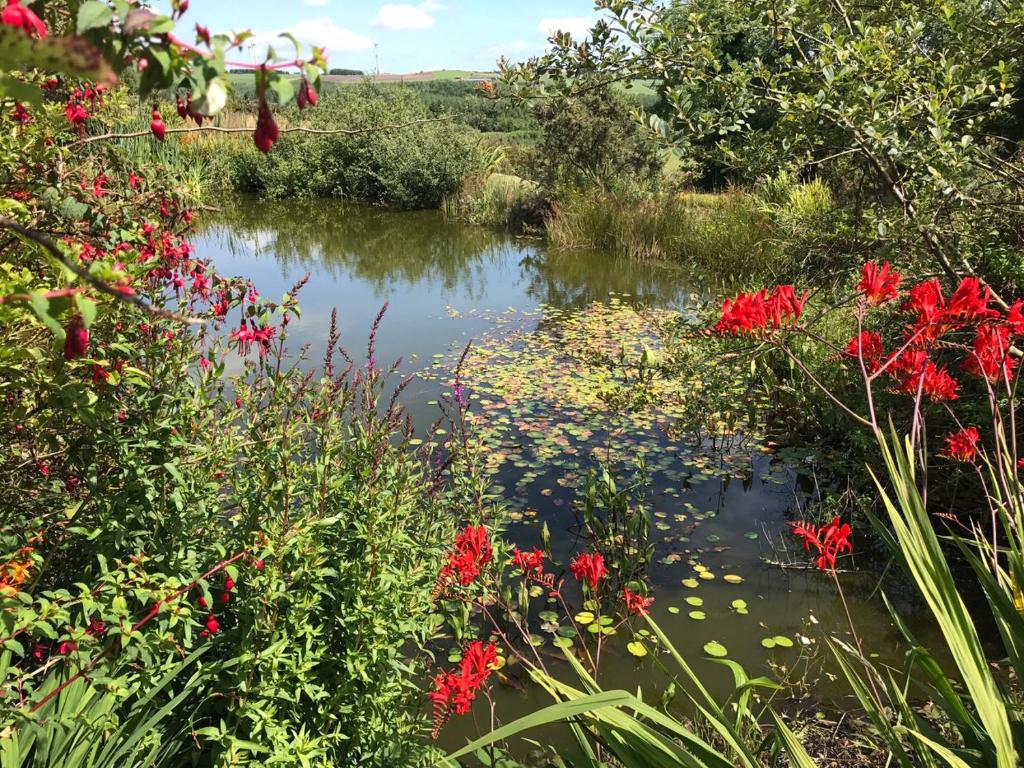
xmin=200 ymin=197 xmax=693 ymax=312
xmin=519 ymin=250 xmax=692 ymax=310
xmin=202 ymin=198 xmax=519 ymax=302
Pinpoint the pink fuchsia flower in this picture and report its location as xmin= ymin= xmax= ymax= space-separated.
xmin=63 ymin=316 xmax=89 ymax=360
xmin=150 ymin=110 xmax=166 ymax=141
xmin=2 ymin=0 xmax=47 ymax=37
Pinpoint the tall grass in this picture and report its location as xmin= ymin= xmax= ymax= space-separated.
xmin=546 ymin=189 xmax=777 ymax=274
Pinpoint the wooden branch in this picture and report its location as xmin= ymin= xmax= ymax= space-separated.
xmin=73 ymin=117 xmax=451 ymax=146
xmin=0 ymin=217 xmax=207 ymax=326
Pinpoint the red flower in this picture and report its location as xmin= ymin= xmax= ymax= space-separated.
xmin=790 ymin=516 xmax=852 ymax=572
xmin=570 ymin=551 xmax=607 ymax=590
xmin=11 ymin=100 xmax=30 ymax=126
xmin=439 ymin=525 xmax=493 ymax=586
xmin=150 ymin=110 xmax=166 ymax=141
xmin=1006 ymin=300 xmax=1024 ymax=335
xmin=203 ymin=613 xmax=220 ymax=636
xmin=714 ymin=285 xmax=808 ymax=336
xmin=59 ymin=641 xmax=78 ymax=655
xmin=622 ymin=587 xmax=653 ymax=615
xmin=254 ymin=98 xmax=279 ymax=153
xmin=63 ymin=316 xmax=89 ymax=360
xmin=510 ymin=547 xmax=544 ymax=576
xmin=430 ymin=640 xmax=497 ymax=736
xmin=842 ymin=331 xmax=884 ymax=372
xmin=296 ymin=79 xmax=318 ymax=110
xmin=195 ymin=23 xmax=210 ymax=45
xmin=945 ymin=277 xmax=998 ymax=326
xmin=920 ymin=362 xmax=959 ymax=402
xmin=858 ymin=261 xmax=900 ymax=305
xmin=2 ymin=0 xmax=47 ymax=37
xmin=963 ymin=324 xmax=1017 ymax=383
xmin=939 ymin=427 xmax=980 ymax=463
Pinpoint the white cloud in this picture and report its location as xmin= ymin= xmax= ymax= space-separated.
xmin=372 ymin=4 xmax=436 ymax=31
xmin=303 ymin=0 xmax=331 ymax=6
xmin=538 ymin=16 xmax=596 ymax=40
xmin=247 ymin=18 xmax=374 ymax=63
xmin=478 ymin=39 xmax=535 ymax=61
xmin=418 ymin=0 xmax=446 ymax=10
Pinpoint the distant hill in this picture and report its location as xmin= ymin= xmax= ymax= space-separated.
xmin=320 ymin=70 xmax=496 ymax=85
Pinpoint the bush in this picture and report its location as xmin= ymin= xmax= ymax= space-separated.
xmin=546 ymin=188 xmax=776 ymax=272
xmin=197 ymin=87 xmax=483 ymax=209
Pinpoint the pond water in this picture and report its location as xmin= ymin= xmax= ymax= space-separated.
xmin=195 ymin=198 xmax=941 ymax=754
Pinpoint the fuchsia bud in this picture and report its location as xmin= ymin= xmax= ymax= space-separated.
xmin=253 ymin=98 xmax=279 ymax=154
xmin=195 ymin=23 xmax=210 ymax=45
xmin=63 ymin=315 xmax=89 ymax=360
xmin=150 ymin=110 xmax=166 ymax=141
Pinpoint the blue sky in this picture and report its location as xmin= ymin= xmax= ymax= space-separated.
xmin=156 ymin=1 xmax=600 ymax=73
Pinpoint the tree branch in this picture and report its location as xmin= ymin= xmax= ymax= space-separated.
xmin=0 ymin=217 xmax=207 ymax=326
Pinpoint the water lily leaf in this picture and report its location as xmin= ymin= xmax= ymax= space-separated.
xmin=772 ymin=635 xmax=794 ymax=648
xmin=667 ymin=606 xmax=680 ymax=614
xmin=723 ymin=574 xmax=743 ymax=584
xmin=575 ymin=611 xmax=595 ymax=625
xmin=761 ymin=638 xmax=776 ymax=648
xmin=703 ymin=641 xmax=728 ymax=658
xmin=681 ymin=578 xmax=699 ymax=588
xmin=627 ymin=641 xmax=648 ymax=658
xmin=685 ymin=596 xmax=703 ymax=607
xmin=552 ymin=636 xmax=573 ymax=649
xmin=688 ymin=611 xmax=706 ymax=621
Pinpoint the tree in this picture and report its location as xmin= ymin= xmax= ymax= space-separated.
xmin=503 ymin=0 xmax=1024 ymax=293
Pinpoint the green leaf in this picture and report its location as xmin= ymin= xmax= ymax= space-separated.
xmin=75 ymin=295 xmax=98 ymax=328
xmin=627 ymin=641 xmax=648 ymax=658
xmin=703 ymin=641 xmax=728 ymax=657
xmin=0 ymin=28 xmax=116 ymax=87
xmin=29 ymin=291 xmax=64 ymax=339
xmin=77 ymin=1 xmax=114 ymax=33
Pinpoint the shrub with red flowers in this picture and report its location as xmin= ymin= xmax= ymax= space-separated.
xmin=0 ymin=7 xmax=463 ymax=766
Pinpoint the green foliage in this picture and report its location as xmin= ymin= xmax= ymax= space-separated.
xmin=526 ymin=89 xmax=663 ymax=192
xmin=200 ymin=87 xmax=483 ymax=209
xmin=504 ymin=0 xmax=1024 ymax=292
xmin=547 ymin=188 xmax=774 ymax=271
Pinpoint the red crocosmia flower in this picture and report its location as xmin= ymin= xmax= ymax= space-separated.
xmin=253 ymin=98 xmax=279 ymax=153
xmin=886 ymin=348 xmax=928 ymax=392
xmin=714 ymin=285 xmax=808 ymax=336
xmin=2 ymin=0 xmax=48 ymax=37
xmin=510 ymin=547 xmax=544 ymax=576
xmin=622 ymin=587 xmax=654 ymax=615
xmin=63 ymin=315 xmax=89 ymax=360
xmin=439 ymin=525 xmax=493 ymax=586
xmin=790 ymin=517 xmax=852 ymax=572
xmin=939 ymin=427 xmax=980 ymax=463
xmin=429 ymin=640 xmax=497 ymax=736
xmin=570 ymin=551 xmax=607 ymax=590
xmin=920 ymin=362 xmax=959 ymax=402
xmin=1006 ymin=300 xmax=1024 ymax=336
xmin=858 ymin=261 xmax=900 ymax=305
xmin=843 ymin=331 xmax=884 ymax=372
xmin=150 ymin=110 xmax=166 ymax=141
xmin=945 ymin=277 xmax=998 ymax=326
xmin=963 ymin=324 xmax=1017 ymax=383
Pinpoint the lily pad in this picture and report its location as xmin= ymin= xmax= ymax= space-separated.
xmin=703 ymin=641 xmax=728 ymax=658
xmin=627 ymin=641 xmax=648 ymax=658
xmin=575 ymin=611 xmax=595 ymax=625
xmin=681 ymin=578 xmax=699 ymax=588
xmin=688 ymin=611 xmax=706 ymax=621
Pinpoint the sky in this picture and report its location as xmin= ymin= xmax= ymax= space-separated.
xmin=155 ymin=1 xmax=601 ymax=74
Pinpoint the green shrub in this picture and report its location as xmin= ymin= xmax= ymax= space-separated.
xmin=546 ymin=188 xmax=776 ymax=273
xmin=197 ymin=87 xmax=483 ymax=209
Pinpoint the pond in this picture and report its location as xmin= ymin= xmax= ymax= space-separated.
xmin=195 ymin=197 xmax=941 ymax=754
